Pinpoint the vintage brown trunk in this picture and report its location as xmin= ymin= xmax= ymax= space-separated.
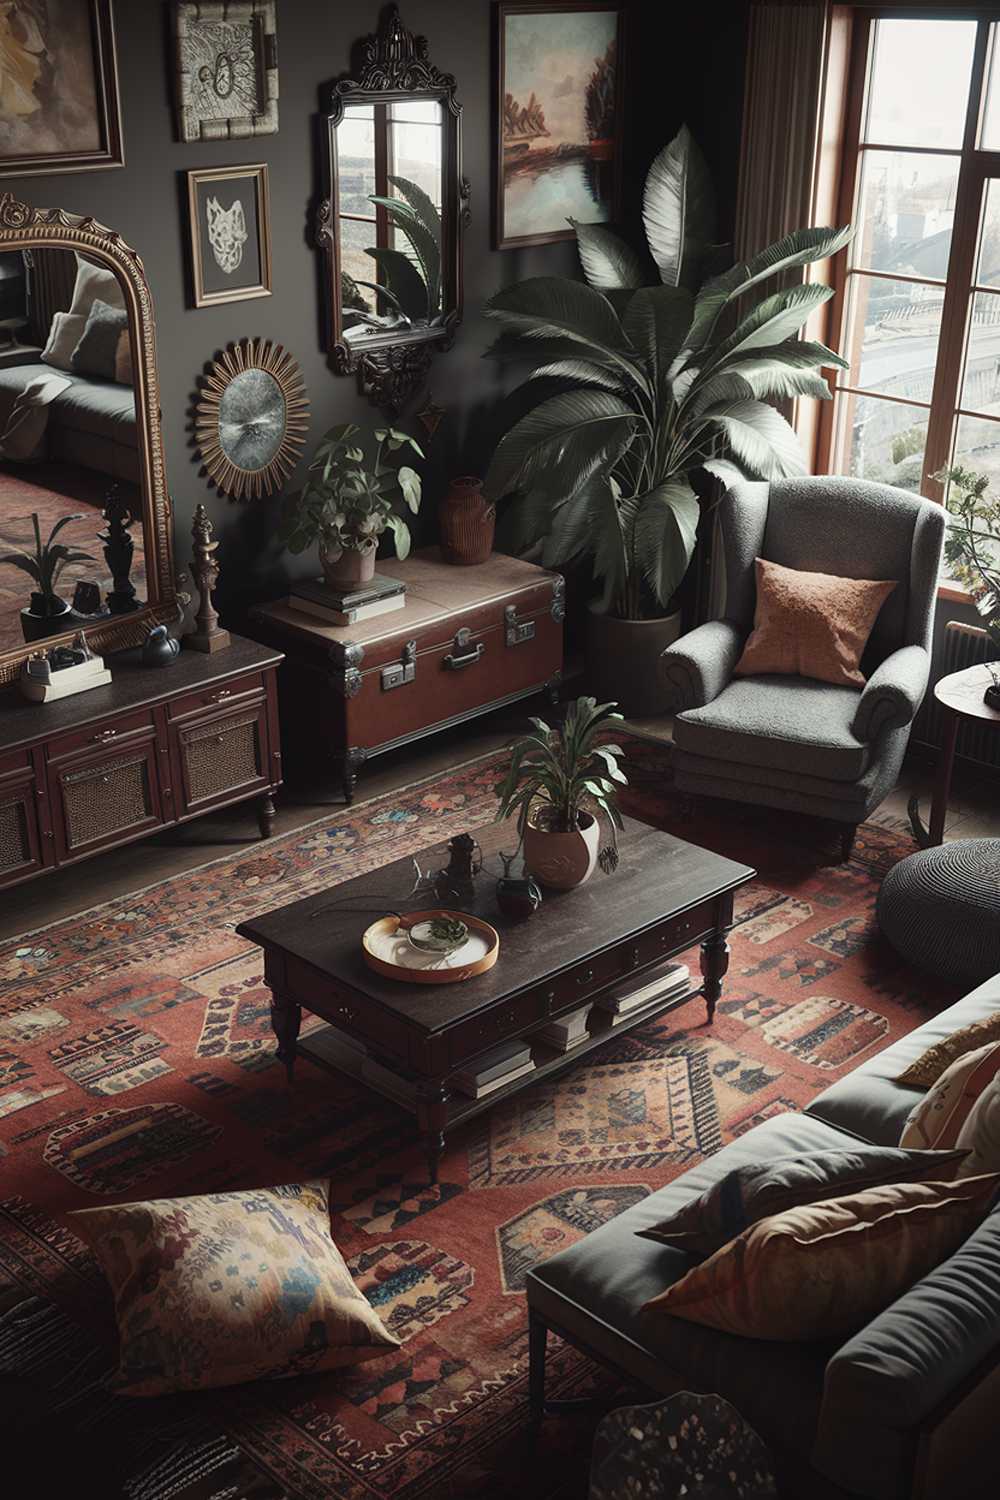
xmin=249 ymin=549 xmax=565 ymax=801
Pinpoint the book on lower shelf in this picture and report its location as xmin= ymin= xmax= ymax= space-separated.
xmin=536 ymin=1003 xmax=594 ymax=1051
xmin=453 ymin=1037 xmax=535 ymax=1097
xmin=594 ymin=961 xmax=691 ymax=1017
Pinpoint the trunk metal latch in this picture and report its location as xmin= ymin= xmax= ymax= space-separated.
xmin=381 ymin=639 xmax=417 ymax=691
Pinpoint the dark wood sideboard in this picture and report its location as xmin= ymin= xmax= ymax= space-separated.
xmin=248 ymin=550 xmax=564 ymax=802
xmin=0 ymin=636 xmax=283 ymax=892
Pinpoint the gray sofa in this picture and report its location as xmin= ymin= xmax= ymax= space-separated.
xmin=661 ymin=478 xmax=945 ymax=859
xmin=526 ymin=972 xmax=1000 ymax=1499
xmin=0 ymin=360 xmax=138 ymax=483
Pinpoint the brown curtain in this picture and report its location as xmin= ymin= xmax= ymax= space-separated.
xmin=24 ymin=247 xmax=77 ymax=346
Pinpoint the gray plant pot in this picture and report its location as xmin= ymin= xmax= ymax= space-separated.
xmin=585 ymin=602 xmax=682 ymax=717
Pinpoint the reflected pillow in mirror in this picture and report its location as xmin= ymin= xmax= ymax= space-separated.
xmin=70 ymin=252 xmax=125 ymax=320
xmin=41 ymin=310 xmax=87 ymax=371
xmin=72 ymin=298 xmax=129 ymax=382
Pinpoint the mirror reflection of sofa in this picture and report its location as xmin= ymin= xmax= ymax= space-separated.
xmin=0 ymin=248 xmax=138 ymax=484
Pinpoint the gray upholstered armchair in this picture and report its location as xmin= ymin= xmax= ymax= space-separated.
xmin=661 ymin=476 xmax=945 ymax=859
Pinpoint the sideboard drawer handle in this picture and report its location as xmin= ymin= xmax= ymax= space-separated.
xmin=91 ymin=728 xmax=118 ymax=743
xmin=209 ymin=689 xmax=232 ymax=703
xmin=577 ymin=968 xmax=594 ymax=987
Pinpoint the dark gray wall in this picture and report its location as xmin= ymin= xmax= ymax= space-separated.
xmin=4 ymin=0 xmax=749 ymax=615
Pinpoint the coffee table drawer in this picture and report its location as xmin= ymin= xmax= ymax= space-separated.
xmin=648 ymin=897 xmax=717 ymax=961
xmin=447 ymin=991 xmax=543 ymax=1064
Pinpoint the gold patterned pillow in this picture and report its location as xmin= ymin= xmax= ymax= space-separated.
xmin=69 ymin=1180 xmax=400 ymax=1395
xmin=897 ymin=1014 xmax=1000 ymax=1090
xmin=900 ymin=1042 xmax=1000 ymax=1151
xmin=642 ymin=1174 xmax=1000 ymax=1341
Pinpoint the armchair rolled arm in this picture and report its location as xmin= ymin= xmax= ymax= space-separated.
xmin=661 ymin=619 xmax=745 ymax=712
xmin=851 ymin=645 xmax=930 ymax=743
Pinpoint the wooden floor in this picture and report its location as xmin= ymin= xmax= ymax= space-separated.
xmin=3 ymin=702 xmax=998 ymax=944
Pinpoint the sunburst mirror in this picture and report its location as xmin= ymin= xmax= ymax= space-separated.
xmin=194 ymin=339 xmax=309 ymax=501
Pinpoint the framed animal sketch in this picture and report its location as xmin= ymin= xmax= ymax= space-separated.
xmin=0 ymin=0 xmax=124 ymax=176
xmin=187 ymin=164 xmax=272 ymax=308
xmin=494 ymin=2 xmax=624 ymax=249
xmin=174 ymin=0 xmax=278 ymax=143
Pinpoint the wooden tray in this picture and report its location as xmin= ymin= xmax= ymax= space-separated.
xmin=362 ymin=909 xmax=500 ymax=984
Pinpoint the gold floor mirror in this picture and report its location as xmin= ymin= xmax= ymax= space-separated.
xmin=0 ymin=192 xmax=178 ymax=685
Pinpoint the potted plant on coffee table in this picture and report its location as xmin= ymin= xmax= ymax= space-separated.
xmin=277 ymin=422 xmax=423 ymax=590
xmin=482 ymin=125 xmax=852 ymax=715
xmin=494 ymin=696 xmax=627 ymax=890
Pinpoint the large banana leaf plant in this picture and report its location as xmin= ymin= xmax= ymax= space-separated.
xmin=483 ymin=126 xmax=853 ymax=620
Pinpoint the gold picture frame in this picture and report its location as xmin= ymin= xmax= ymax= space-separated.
xmin=187 ymin=163 xmax=272 ymax=309
xmin=194 ymin=338 xmax=309 ymax=503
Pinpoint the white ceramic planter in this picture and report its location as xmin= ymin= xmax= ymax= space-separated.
xmin=585 ymin=603 xmax=682 ymax=717
xmin=523 ymin=808 xmax=600 ymax=890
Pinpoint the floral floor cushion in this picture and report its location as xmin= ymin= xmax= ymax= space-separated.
xmin=69 ymin=1180 xmax=399 ymax=1395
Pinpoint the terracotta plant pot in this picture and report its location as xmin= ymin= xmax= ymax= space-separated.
xmin=319 ymin=541 xmax=377 ymax=591
xmin=585 ymin=602 xmax=682 ymax=717
xmin=523 ymin=807 xmax=600 ymax=890
xmin=439 ymin=475 xmax=495 ymax=565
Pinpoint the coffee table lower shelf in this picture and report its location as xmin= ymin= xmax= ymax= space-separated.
xmin=308 ymin=980 xmax=706 ymax=1178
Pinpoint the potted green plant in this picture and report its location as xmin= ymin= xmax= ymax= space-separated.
xmin=278 ymin=422 xmax=423 ymax=590
xmin=934 ymin=464 xmax=1000 ymax=706
xmin=483 ymin=124 xmax=852 ymax=715
xmin=0 ymin=511 xmax=95 ymax=643
xmin=494 ymin=696 xmax=627 ymax=890
xmin=343 ymin=175 xmax=443 ymax=332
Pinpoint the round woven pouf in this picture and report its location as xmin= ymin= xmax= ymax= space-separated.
xmin=878 ymin=839 xmax=1000 ymax=984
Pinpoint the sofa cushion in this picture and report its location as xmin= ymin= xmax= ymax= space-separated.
xmin=957 ymin=1074 xmax=1000 ymax=1177
xmin=805 ymin=973 xmax=1000 ymax=1146
xmin=526 ymin=1111 xmax=867 ymax=1465
xmin=897 ymin=1010 xmax=1000 ymax=1089
xmin=813 ymin=1201 xmax=1000 ymax=1499
xmin=643 ymin=1174 xmax=1000 ymax=1342
xmin=638 ymin=1145 xmax=967 ymax=1256
xmin=900 ymin=1042 xmax=1000 ymax=1150
xmin=674 ymin=676 xmax=869 ymax=782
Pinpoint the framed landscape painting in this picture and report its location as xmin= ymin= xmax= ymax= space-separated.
xmin=494 ymin=2 xmax=624 ymax=250
xmin=0 ymin=0 xmax=123 ymax=175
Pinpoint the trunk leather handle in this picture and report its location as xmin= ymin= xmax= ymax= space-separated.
xmin=443 ymin=627 xmax=484 ymax=671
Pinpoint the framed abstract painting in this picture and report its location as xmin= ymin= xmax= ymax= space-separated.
xmin=494 ymin=2 xmax=624 ymax=249
xmin=0 ymin=0 xmax=123 ymax=175
xmin=187 ymin=163 xmax=272 ymax=308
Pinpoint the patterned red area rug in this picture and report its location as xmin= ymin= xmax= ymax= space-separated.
xmin=0 ymin=739 xmax=954 ymax=1499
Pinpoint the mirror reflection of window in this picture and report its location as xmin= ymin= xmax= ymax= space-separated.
xmin=336 ymin=98 xmax=444 ymax=341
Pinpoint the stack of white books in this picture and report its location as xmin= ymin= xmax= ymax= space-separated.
xmin=594 ymin=961 xmax=691 ymax=1027
xmin=453 ymin=1037 xmax=535 ymax=1099
xmin=535 ymin=1003 xmax=593 ymax=1052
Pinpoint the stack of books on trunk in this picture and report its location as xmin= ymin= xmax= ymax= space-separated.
xmin=453 ymin=1037 xmax=536 ymax=1099
xmin=594 ymin=961 xmax=691 ymax=1027
xmin=535 ymin=1003 xmax=593 ymax=1053
xmin=289 ymin=574 xmax=406 ymax=627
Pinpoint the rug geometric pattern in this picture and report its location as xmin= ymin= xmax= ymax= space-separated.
xmin=0 ymin=739 xmax=958 ymax=1500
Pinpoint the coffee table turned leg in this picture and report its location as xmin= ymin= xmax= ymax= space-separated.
xmin=700 ymin=930 xmax=731 ymax=1024
xmin=270 ymin=993 xmax=301 ymax=1084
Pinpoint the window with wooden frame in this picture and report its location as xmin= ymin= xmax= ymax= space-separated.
xmin=818 ymin=6 xmax=1000 ymax=566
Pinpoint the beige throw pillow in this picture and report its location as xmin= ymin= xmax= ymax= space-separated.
xmin=897 ymin=1014 xmax=1000 ymax=1090
xmin=69 ymin=1180 xmax=400 ymax=1395
xmin=41 ymin=310 xmax=86 ymax=371
xmin=642 ymin=1174 xmax=1000 ymax=1341
xmin=734 ymin=557 xmax=896 ymax=688
xmin=69 ymin=252 xmax=125 ymax=319
xmin=956 ymin=1076 xmax=1000 ymax=1178
xmin=900 ymin=1042 xmax=1000 ymax=1151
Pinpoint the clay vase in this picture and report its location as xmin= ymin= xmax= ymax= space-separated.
xmin=523 ymin=808 xmax=600 ymax=890
xmin=439 ymin=476 xmax=495 ymax=565
xmin=319 ymin=540 xmax=376 ymax=591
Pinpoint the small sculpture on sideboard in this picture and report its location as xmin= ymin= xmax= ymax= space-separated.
xmin=183 ymin=503 xmax=231 ymax=653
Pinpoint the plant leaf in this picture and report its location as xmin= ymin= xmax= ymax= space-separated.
xmin=634 ymin=480 xmax=701 ymax=607
xmin=523 ymin=359 xmax=625 ymax=393
xmin=385 ymin=512 xmax=411 ymax=560
xmin=700 ymin=457 xmax=745 ymax=489
xmin=363 ymin=246 xmax=428 ymax=321
xmin=622 ymin=285 xmax=694 ymax=391
xmin=484 ymin=277 xmax=633 ymax=357
xmin=641 ymin=125 xmax=716 ymax=289
xmin=387 ymin=173 xmax=441 ymax=244
xmin=701 ymin=399 xmax=807 ymax=479
xmin=483 ymin=389 xmax=637 ymax=505
xmin=396 ymin=464 xmax=421 ymax=513
xmin=706 ymin=282 xmax=834 ymax=370
xmin=571 ymin=221 xmax=648 ymax=291
xmin=369 ymin=195 xmax=440 ymax=316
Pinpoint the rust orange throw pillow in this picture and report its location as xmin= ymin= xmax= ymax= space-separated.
xmin=734 ymin=557 xmax=896 ymax=688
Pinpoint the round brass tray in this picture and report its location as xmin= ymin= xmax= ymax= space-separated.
xmin=361 ymin=908 xmax=500 ymax=984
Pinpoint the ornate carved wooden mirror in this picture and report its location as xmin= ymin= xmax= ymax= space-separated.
xmin=0 ymin=193 xmax=178 ymax=685
xmin=316 ymin=6 xmax=468 ymax=412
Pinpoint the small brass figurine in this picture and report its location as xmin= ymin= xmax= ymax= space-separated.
xmin=183 ymin=503 xmax=231 ymax=653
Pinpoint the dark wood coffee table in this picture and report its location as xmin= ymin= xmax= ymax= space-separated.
xmin=237 ymin=817 xmax=755 ymax=1180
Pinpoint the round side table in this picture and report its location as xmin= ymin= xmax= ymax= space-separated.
xmin=909 ymin=661 xmax=1000 ymax=847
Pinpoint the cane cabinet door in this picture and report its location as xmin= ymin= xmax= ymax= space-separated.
xmin=46 ymin=715 xmax=165 ymax=863
xmin=167 ymin=693 xmax=272 ymax=820
xmin=0 ymin=750 xmax=48 ymax=888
